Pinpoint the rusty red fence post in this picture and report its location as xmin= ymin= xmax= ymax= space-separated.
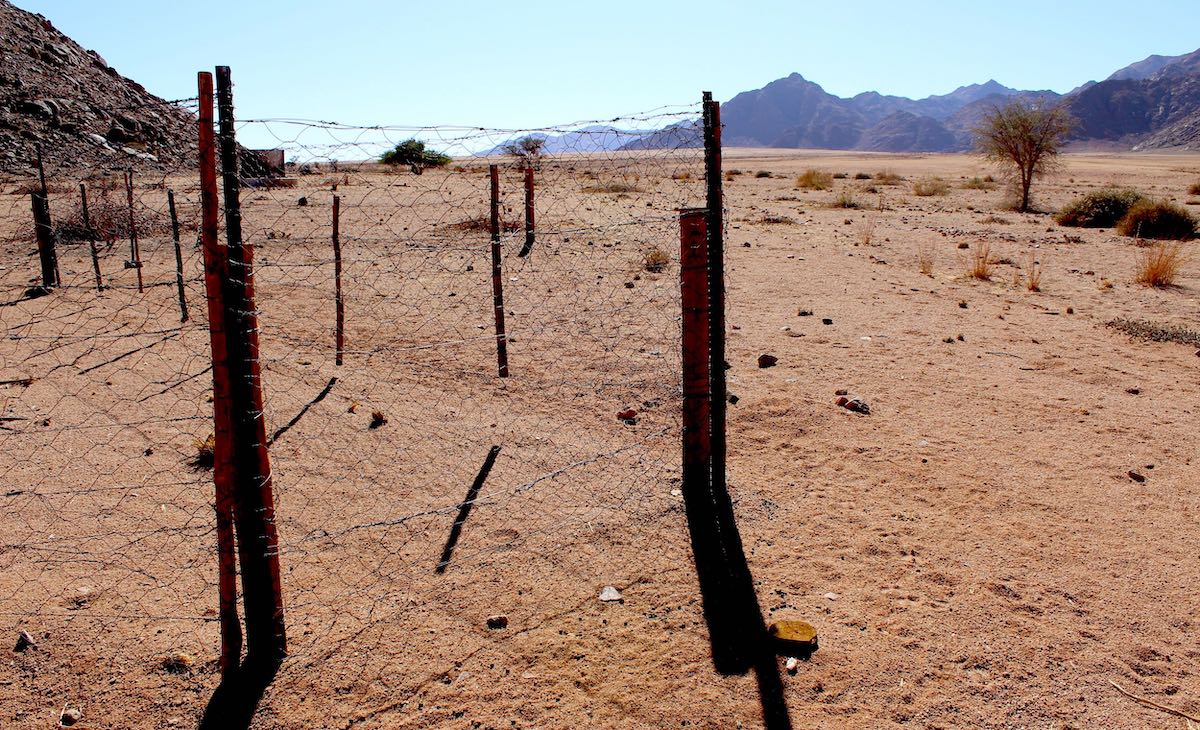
xmin=80 ymin=183 xmax=103 ymax=292
xmin=168 ymin=190 xmax=189 ymax=322
xmin=332 ymin=195 xmax=345 ymax=366
xmin=197 ymin=70 xmax=242 ymax=675
xmin=489 ymin=164 xmax=509 ymax=377
xmin=215 ymin=64 xmax=287 ymax=665
xmin=125 ymin=169 xmax=144 ymax=293
xmin=518 ymin=165 xmax=535 ymax=257
xmin=30 ymin=150 xmax=59 ymax=290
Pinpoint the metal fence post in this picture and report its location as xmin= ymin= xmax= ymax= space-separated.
xmin=489 ymin=164 xmax=510 ymax=377
xmin=197 ymin=70 xmax=242 ymax=674
xmin=215 ymin=65 xmax=287 ymax=665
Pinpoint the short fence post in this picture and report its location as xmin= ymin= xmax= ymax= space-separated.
xmin=30 ymin=150 xmax=59 ymax=290
xmin=332 ymin=195 xmax=345 ymax=366
xmin=125 ymin=169 xmax=144 ymax=293
xmin=80 ymin=184 xmax=103 ymax=292
xmin=489 ymin=164 xmax=509 ymax=377
xmin=519 ymin=166 xmax=535 ymax=257
xmin=167 ymin=190 xmax=189 ymax=322
xmin=197 ymin=70 xmax=243 ymax=675
xmin=215 ymin=64 xmax=288 ymax=665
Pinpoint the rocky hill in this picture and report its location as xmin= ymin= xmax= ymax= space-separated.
xmin=0 ymin=0 xmax=197 ymax=178
xmin=720 ymin=48 xmax=1200 ymax=152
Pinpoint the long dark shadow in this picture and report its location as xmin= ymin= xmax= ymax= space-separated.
xmin=198 ymin=656 xmax=281 ymax=730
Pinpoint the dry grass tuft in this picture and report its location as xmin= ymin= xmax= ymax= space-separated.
xmin=643 ymin=247 xmax=670 ymax=273
xmin=912 ymin=176 xmax=951 ymax=197
xmin=857 ymin=216 xmax=877 ymax=246
xmin=795 ymin=169 xmax=833 ymax=190
xmin=830 ymin=189 xmax=860 ymax=209
xmin=874 ymin=169 xmax=904 ymax=185
xmin=1134 ymin=242 xmax=1185 ymax=287
xmin=1024 ymin=253 xmax=1042 ymax=291
xmin=1188 ymin=181 xmax=1200 ymax=196
xmin=917 ymin=245 xmax=934 ymax=276
xmin=190 ymin=434 xmax=215 ymax=471
xmin=968 ymin=243 xmax=993 ymax=280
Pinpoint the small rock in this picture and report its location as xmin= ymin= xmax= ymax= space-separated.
xmin=834 ymin=389 xmax=848 ymax=396
xmin=757 ymin=354 xmax=778 ymax=368
xmin=823 ymin=592 xmax=839 ymax=601
xmin=798 ymin=309 xmax=813 ymax=317
xmin=958 ymin=300 xmax=968 ymax=309
xmin=743 ymin=242 xmax=751 ymax=247
xmin=14 ymin=629 xmax=34 ymax=652
xmin=1066 ymin=307 xmax=1074 ymax=314
xmin=785 ymin=656 xmax=800 ymax=673
xmin=369 ymin=410 xmax=388 ymax=429
xmin=599 ymin=586 xmax=624 ymax=603
xmin=297 ymin=196 xmax=308 ymax=207
xmin=486 ymin=615 xmax=508 ymax=630
xmin=60 ymin=708 xmax=82 ymax=727
xmin=821 ymin=318 xmax=833 ymax=326
xmin=616 ymin=409 xmax=637 ymax=421
xmin=727 ymin=393 xmax=739 ymax=405
xmin=1125 ymin=387 xmax=1140 ymax=395
xmin=1128 ymin=470 xmax=1146 ymax=483
xmin=836 ymin=397 xmax=870 ymax=415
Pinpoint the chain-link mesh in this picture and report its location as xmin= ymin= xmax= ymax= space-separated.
xmin=2 ymin=93 xmax=712 ymax=727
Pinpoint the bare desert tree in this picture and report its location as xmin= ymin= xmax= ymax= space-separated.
xmin=974 ymin=99 xmax=1074 ymax=213
xmin=503 ymin=135 xmax=546 ymax=167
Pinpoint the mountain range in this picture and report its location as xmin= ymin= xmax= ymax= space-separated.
xmin=721 ymin=47 xmax=1200 ymax=152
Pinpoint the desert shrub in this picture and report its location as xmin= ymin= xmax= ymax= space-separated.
xmin=831 ymin=190 xmax=860 ymax=209
xmin=753 ymin=170 xmax=771 ymax=179
xmin=874 ymin=169 xmax=904 ymax=185
xmin=582 ymin=181 xmax=643 ymax=194
xmin=912 ymin=176 xmax=950 ymax=196
xmin=968 ymin=242 xmax=993 ymax=280
xmin=962 ymin=176 xmax=996 ymax=190
xmin=1134 ymin=242 xmax=1185 ymax=286
xmin=1054 ymin=188 xmax=1145 ymax=228
xmin=795 ymin=169 xmax=833 ymax=190
xmin=917 ymin=245 xmax=934 ymax=276
xmin=53 ymin=188 xmax=171 ymax=242
xmin=832 ymin=172 xmax=848 ymax=179
xmin=854 ymin=172 xmax=872 ymax=180
xmin=380 ymin=139 xmax=452 ymax=174
xmin=1188 ymin=181 xmax=1200 ymax=195
xmin=757 ymin=214 xmax=795 ymax=225
xmin=643 ymin=247 xmax=670 ymax=272
xmin=1117 ymin=199 xmax=1197 ymax=240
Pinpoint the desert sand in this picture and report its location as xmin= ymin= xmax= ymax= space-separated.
xmin=1 ymin=148 xmax=1198 ymax=729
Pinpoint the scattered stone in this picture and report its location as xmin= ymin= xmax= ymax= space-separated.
xmin=60 ymin=708 xmax=82 ymax=727
xmin=486 ymin=615 xmax=508 ymax=630
xmin=599 ymin=586 xmax=624 ymax=603
xmin=958 ymin=300 xmax=968 ymax=309
xmin=757 ymin=354 xmax=778 ymax=368
xmin=836 ymin=396 xmax=870 ymax=415
xmin=768 ymin=620 xmax=818 ymax=658
xmin=1066 ymin=307 xmax=1074 ymax=314
xmin=727 ymin=393 xmax=739 ymax=405
xmin=785 ymin=656 xmax=800 ymax=673
xmin=14 ymin=629 xmax=34 ymax=652
xmin=369 ymin=410 xmax=388 ymax=429
xmin=943 ymin=336 xmax=955 ymax=344
xmin=1125 ymin=387 xmax=1141 ymax=395
xmin=956 ymin=334 xmax=965 ymax=342
xmin=834 ymin=389 xmax=848 ymax=396
xmin=798 ymin=309 xmax=813 ymax=317
xmin=823 ymin=592 xmax=839 ymax=601
xmin=617 ymin=408 xmax=637 ymax=421
xmin=743 ymin=242 xmax=751 ymax=247
xmin=1128 ymin=470 xmax=1146 ymax=483
xmin=957 ymin=242 xmax=969 ymax=250
xmin=821 ymin=318 xmax=833 ymax=326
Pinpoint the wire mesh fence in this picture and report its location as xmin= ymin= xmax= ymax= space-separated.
xmin=1 ymin=70 xmax=721 ymax=727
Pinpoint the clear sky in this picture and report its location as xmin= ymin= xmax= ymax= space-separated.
xmin=12 ymin=0 xmax=1200 ymax=130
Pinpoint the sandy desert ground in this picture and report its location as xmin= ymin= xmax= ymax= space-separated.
xmin=1 ymin=147 xmax=1198 ymax=729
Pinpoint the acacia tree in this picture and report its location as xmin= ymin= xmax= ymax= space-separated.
xmin=974 ymin=99 xmax=1074 ymax=213
xmin=502 ymin=135 xmax=546 ymax=167
xmin=380 ymin=139 xmax=452 ymax=174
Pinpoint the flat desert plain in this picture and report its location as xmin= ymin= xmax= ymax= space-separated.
xmin=1 ymin=149 xmax=1198 ymax=729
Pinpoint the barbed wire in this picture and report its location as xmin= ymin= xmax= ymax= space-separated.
xmin=0 ymin=96 xmax=713 ymax=727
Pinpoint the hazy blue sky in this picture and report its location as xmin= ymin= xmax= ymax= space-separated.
xmin=13 ymin=0 xmax=1200 ymax=129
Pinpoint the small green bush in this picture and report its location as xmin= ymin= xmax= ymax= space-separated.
xmin=853 ymin=172 xmax=872 ymax=180
xmin=380 ymin=139 xmax=452 ymax=174
xmin=795 ymin=169 xmax=833 ymax=190
xmin=754 ymin=170 xmax=772 ymax=179
xmin=1117 ymin=200 xmax=1197 ymax=240
xmin=1055 ymin=188 xmax=1146 ymax=228
xmin=831 ymin=190 xmax=860 ymax=209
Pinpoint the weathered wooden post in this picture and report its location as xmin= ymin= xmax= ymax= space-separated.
xmin=518 ymin=166 xmax=535 ymax=257
xmin=168 ymin=190 xmax=189 ymax=322
xmin=489 ymin=164 xmax=509 ymax=377
xmin=30 ymin=150 xmax=59 ymax=291
xmin=80 ymin=183 xmax=103 ymax=292
xmin=332 ymin=195 xmax=344 ymax=366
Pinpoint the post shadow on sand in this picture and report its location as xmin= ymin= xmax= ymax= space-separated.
xmin=683 ymin=486 xmax=793 ymax=730
xmin=198 ymin=656 xmax=280 ymax=730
